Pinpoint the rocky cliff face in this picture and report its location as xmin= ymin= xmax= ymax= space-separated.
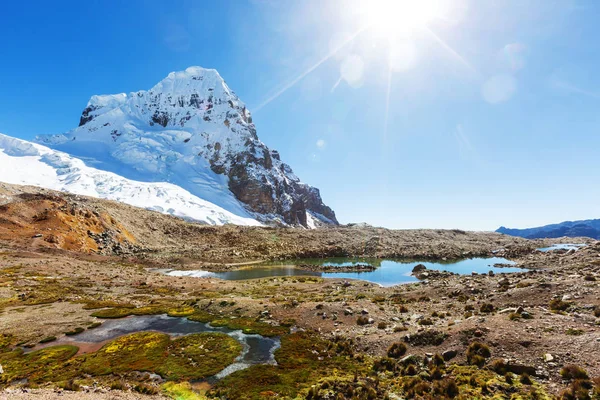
xmin=36 ymin=67 xmax=337 ymax=227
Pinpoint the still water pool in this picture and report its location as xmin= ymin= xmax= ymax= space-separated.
xmin=32 ymin=314 xmax=279 ymax=379
xmin=160 ymin=257 xmax=524 ymax=287
xmin=537 ymin=243 xmax=586 ymax=252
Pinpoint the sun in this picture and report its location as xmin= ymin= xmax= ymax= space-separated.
xmin=361 ymin=0 xmax=443 ymax=37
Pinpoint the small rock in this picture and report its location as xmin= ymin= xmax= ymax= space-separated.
xmin=543 ymin=353 xmax=554 ymax=362
xmin=412 ymin=264 xmax=427 ymax=273
xmin=442 ymin=349 xmax=458 ymax=361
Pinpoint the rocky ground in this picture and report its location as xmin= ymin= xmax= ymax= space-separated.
xmin=0 ymin=183 xmax=598 ymax=399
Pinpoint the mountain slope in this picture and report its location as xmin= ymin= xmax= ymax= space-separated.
xmin=0 ymin=134 xmax=260 ymax=226
xmin=36 ymin=66 xmax=337 ymax=227
xmin=497 ymin=219 xmax=600 ymax=239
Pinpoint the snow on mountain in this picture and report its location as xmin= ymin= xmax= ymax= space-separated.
xmin=0 ymin=133 xmax=260 ymax=226
xmin=35 ymin=66 xmax=337 ymax=227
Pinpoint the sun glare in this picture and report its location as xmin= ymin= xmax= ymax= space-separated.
xmin=362 ymin=0 xmax=443 ymax=37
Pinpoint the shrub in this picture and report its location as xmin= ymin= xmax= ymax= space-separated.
xmin=356 ymin=316 xmax=369 ymax=326
xmin=594 ymin=308 xmax=600 ymax=318
xmin=60 ymin=379 xmax=80 ymax=391
xmin=480 ymin=303 xmax=495 ymax=313
xmin=433 ymin=378 xmax=459 ymax=398
xmin=431 ymin=353 xmax=445 ymax=366
xmin=520 ymin=373 xmax=533 ymax=385
xmin=466 ymin=342 xmax=491 ymax=367
xmin=133 ymin=384 xmax=158 ymax=395
xmin=430 ymin=367 xmax=443 ymax=380
xmin=373 ymin=357 xmax=397 ymax=373
xmin=560 ymin=379 xmax=593 ymax=399
xmin=404 ymin=364 xmax=417 ymax=376
xmin=550 ymin=299 xmax=571 ymax=312
xmin=560 ymin=365 xmax=589 ymax=381
xmin=418 ymin=318 xmax=433 ymax=326
xmin=387 ymin=342 xmax=407 ymax=358
xmin=566 ymin=328 xmax=584 ymax=336
xmin=505 ymin=373 xmax=513 ymax=385
xmin=404 ymin=330 xmax=448 ymax=346
xmin=377 ymin=322 xmax=387 ymax=329
xmin=509 ymin=312 xmax=521 ymax=321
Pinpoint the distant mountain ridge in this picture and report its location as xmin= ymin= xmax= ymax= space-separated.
xmin=497 ymin=219 xmax=600 ymax=240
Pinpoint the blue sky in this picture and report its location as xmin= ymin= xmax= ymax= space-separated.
xmin=1 ymin=0 xmax=599 ymax=230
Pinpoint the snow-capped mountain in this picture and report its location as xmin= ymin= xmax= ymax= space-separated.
xmin=35 ymin=66 xmax=337 ymax=227
xmin=0 ymin=134 xmax=260 ymax=226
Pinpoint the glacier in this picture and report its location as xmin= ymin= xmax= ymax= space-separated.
xmin=0 ymin=133 xmax=260 ymax=226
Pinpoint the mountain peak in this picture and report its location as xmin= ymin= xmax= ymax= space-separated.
xmin=150 ymin=66 xmax=234 ymax=100
xmin=35 ymin=67 xmax=338 ymax=227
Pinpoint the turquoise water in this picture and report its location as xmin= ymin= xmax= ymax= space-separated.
xmin=537 ymin=243 xmax=586 ymax=252
xmin=161 ymin=256 xmax=524 ymax=287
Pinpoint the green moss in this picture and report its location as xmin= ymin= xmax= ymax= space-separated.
xmin=30 ymin=331 xmax=242 ymax=383
xmin=87 ymin=322 xmax=102 ymax=329
xmin=158 ymin=333 xmax=241 ymax=380
xmin=80 ymin=332 xmax=169 ymax=376
xmin=211 ymin=332 xmax=368 ymax=400
xmin=209 ymin=317 xmax=288 ymax=337
xmin=162 ymin=381 xmax=208 ymax=400
xmin=90 ymin=308 xmax=134 ymax=319
xmin=549 ymin=299 xmax=571 ymax=312
xmin=565 ymin=328 xmax=584 ymax=336
xmin=0 ymin=334 xmax=14 ymax=352
xmin=90 ymin=306 xmax=165 ymax=319
xmin=167 ymin=306 xmax=196 ymax=317
xmin=81 ymin=300 xmax=135 ymax=310
xmin=187 ymin=311 xmax=215 ymax=323
xmin=0 ymin=345 xmax=78 ymax=384
xmin=39 ymin=336 xmax=57 ymax=344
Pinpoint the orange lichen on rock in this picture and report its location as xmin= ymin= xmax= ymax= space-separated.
xmin=0 ymin=193 xmax=136 ymax=254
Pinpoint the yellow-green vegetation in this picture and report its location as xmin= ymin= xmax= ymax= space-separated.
xmin=0 ymin=334 xmax=14 ymax=352
xmin=162 ymin=381 xmax=208 ymax=400
xmin=76 ymin=332 xmax=241 ymax=380
xmin=211 ymin=330 xmax=554 ymax=400
xmin=0 ymin=345 xmax=78 ymax=384
xmin=466 ymin=341 xmax=491 ymax=367
xmin=211 ymin=332 xmax=368 ymax=399
xmin=81 ymin=300 xmax=135 ymax=310
xmin=167 ymin=306 xmax=196 ymax=317
xmin=187 ymin=311 xmax=215 ymax=323
xmin=549 ymin=299 xmax=571 ymax=313
xmin=64 ymin=327 xmax=85 ymax=336
xmin=0 ymin=332 xmax=241 ymax=388
xmin=90 ymin=305 xmax=166 ymax=318
xmin=209 ymin=317 xmax=288 ymax=337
